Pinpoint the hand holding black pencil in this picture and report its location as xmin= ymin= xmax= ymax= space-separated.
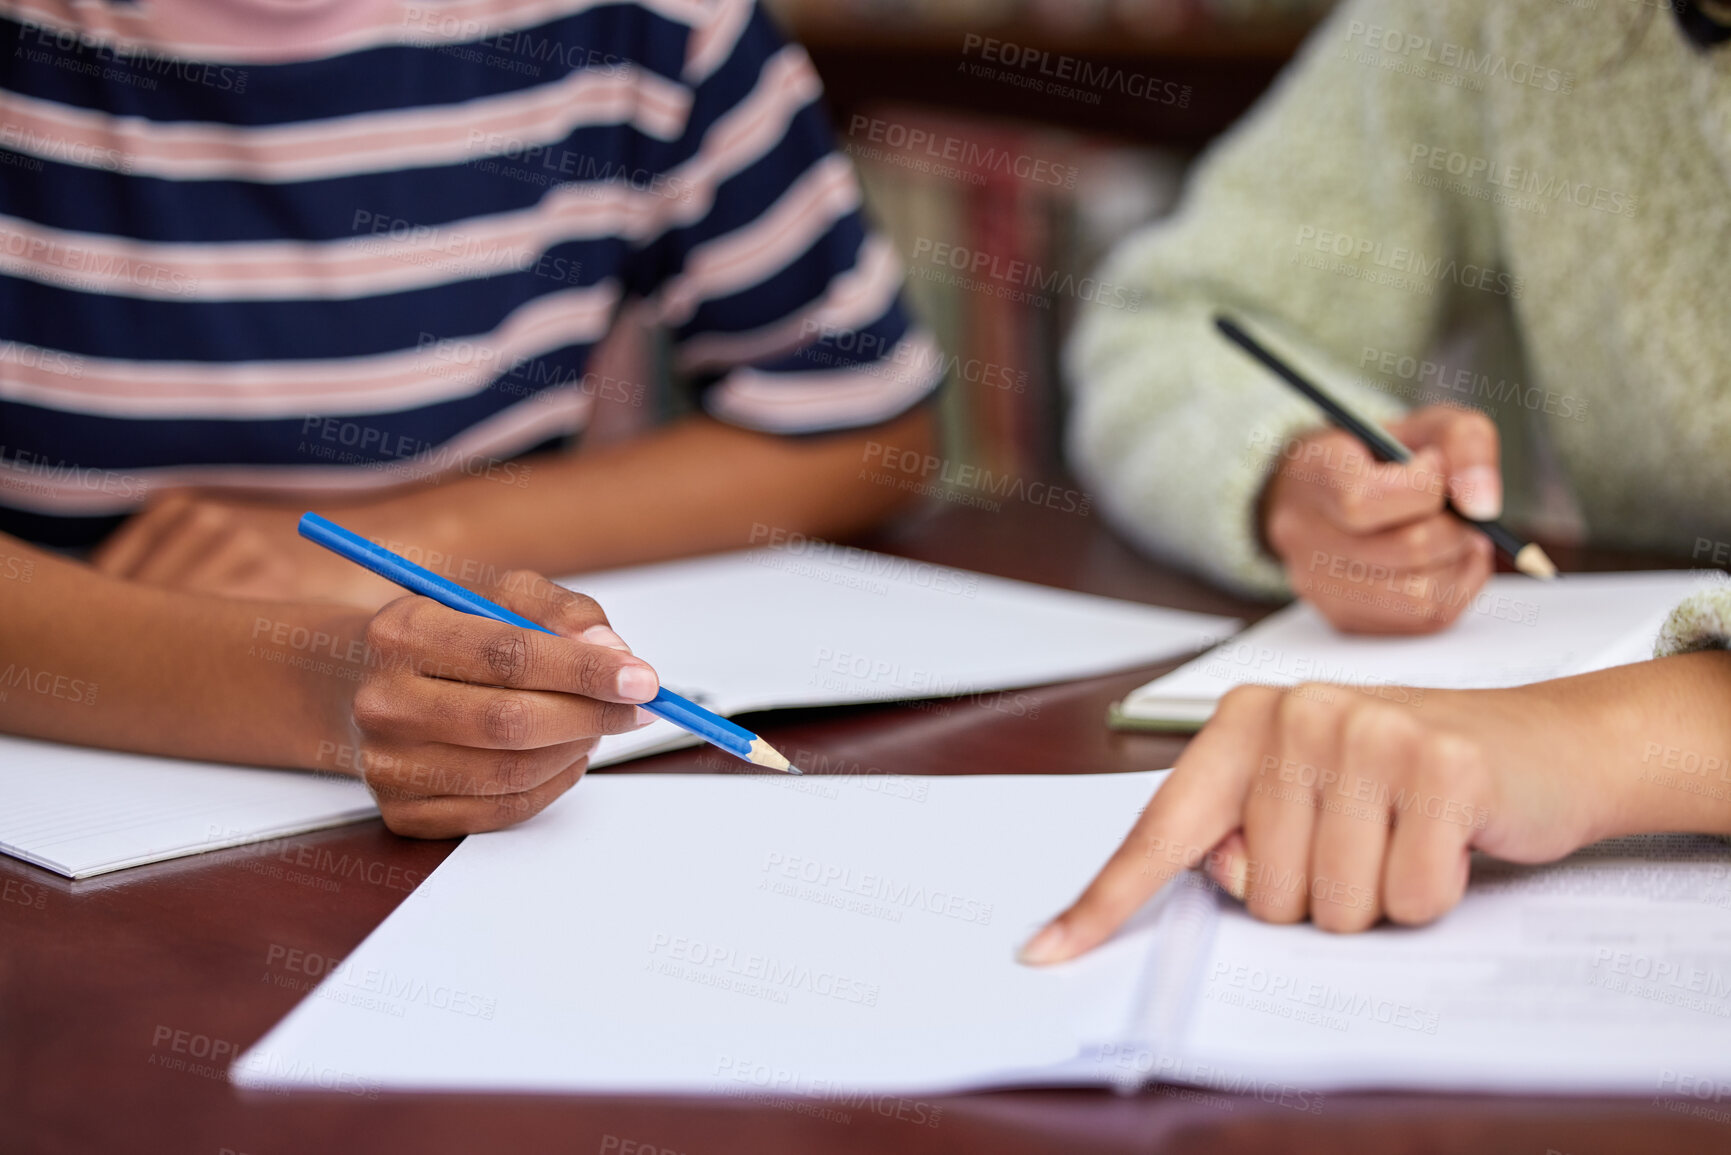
xmin=1214 ymin=314 xmax=1557 ymax=581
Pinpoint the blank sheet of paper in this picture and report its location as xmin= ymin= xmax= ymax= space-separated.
xmin=1122 ymin=572 xmax=1718 ymax=726
xmin=234 ymin=772 xmax=1169 ymax=1095
xmin=0 ymin=735 xmax=377 ymax=878
xmin=1167 ymin=839 xmax=1731 ymax=1094
xmin=574 ymin=547 xmax=1240 ymax=766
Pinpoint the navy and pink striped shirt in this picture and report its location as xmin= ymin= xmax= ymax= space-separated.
xmin=0 ymin=0 xmax=943 ymax=546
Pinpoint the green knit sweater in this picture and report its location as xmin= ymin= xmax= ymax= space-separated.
xmin=1066 ymin=0 xmax=1731 ymax=650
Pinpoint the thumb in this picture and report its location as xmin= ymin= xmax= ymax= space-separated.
xmin=1388 ymin=405 xmax=1502 ymax=520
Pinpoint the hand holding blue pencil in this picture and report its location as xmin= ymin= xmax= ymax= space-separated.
xmin=298 ymin=513 xmax=799 ymax=774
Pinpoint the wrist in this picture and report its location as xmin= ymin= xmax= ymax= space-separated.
xmin=1544 ymin=654 xmax=1731 ymax=841
xmin=281 ymin=603 xmax=373 ymax=777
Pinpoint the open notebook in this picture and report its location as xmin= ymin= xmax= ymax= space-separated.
xmin=0 ymin=547 xmax=1236 ymax=878
xmin=1112 ymin=571 xmax=1718 ymax=731
xmin=234 ymin=772 xmax=1731 ymax=1098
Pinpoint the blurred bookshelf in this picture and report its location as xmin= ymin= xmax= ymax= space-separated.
xmin=759 ymin=0 xmax=1337 ymax=485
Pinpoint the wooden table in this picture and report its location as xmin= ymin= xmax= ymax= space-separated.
xmin=3 ymin=500 xmax=1721 ymax=1154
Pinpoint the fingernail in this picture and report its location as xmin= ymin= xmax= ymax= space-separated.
xmin=615 ymin=664 xmax=659 ymax=702
xmin=583 ymin=625 xmax=631 ymax=652
xmin=1223 ymin=856 xmax=1249 ymax=902
xmin=1453 ymin=465 xmax=1502 ymax=520
xmin=633 ymin=707 xmax=658 ymax=728
xmin=1017 ymin=922 xmax=1067 ymax=966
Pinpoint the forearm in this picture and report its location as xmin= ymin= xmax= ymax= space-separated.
xmin=1544 ymin=652 xmax=1731 ymax=841
xmin=0 ymin=535 xmax=364 ymax=771
xmin=330 ymin=405 xmax=937 ymax=578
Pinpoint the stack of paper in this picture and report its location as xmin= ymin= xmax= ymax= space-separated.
xmin=234 ymin=772 xmax=1731 ymax=1097
xmin=1113 ymin=571 xmax=1718 ymax=730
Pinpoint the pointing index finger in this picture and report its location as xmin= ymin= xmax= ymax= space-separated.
xmin=1019 ymin=686 xmax=1279 ymax=965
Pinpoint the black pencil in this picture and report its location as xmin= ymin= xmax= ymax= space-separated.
xmin=1214 ymin=313 xmax=1557 ymax=580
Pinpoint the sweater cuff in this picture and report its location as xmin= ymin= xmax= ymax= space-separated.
xmin=1655 ymin=586 xmax=1731 ymax=657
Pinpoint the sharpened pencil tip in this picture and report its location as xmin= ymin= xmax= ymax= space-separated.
xmin=1514 ymin=543 xmax=1558 ymax=581
xmin=745 ymin=738 xmax=799 ymax=775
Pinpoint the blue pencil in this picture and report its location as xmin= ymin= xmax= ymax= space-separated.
xmin=297 ymin=512 xmax=800 ymax=774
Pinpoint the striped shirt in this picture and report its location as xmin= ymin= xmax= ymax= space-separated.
xmin=0 ymin=0 xmax=943 ymax=546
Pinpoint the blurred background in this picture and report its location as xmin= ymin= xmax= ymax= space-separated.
xmin=589 ymin=0 xmax=1338 ymax=493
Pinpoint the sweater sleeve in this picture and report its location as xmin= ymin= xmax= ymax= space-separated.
xmin=1064 ymin=0 xmax=1511 ymax=599
xmin=1656 ymin=585 xmax=1731 ymax=657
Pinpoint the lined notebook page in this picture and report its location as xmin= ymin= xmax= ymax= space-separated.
xmin=0 ymin=735 xmax=376 ymax=879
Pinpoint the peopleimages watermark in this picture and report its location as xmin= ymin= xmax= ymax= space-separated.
xmin=0 ymin=662 xmax=98 ymax=707
xmin=646 ymin=932 xmax=880 ymax=1008
xmin=1260 ymin=755 xmax=1491 ymax=831
xmin=1355 ymin=344 xmax=1590 ymax=422
xmin=1292 ymin=225 xmax=1523 ymax=298
xmin=260 ymin=941 xmax=499 ymax=1020
xmin=845 ymin=113 xmax=1079 ymax=189
xmin=297 ymin=415 xmax=534 ymax=487
xmin=0 ymin=123 xmax=130 ymax=174
xmin=760 ymin=850 xmax=994 ymax=926
xmin=799 ymin=319 xmax=1027 ymax=393
xmin=861 ymin=441 xmax=1092 ymax=517
xmin=148 ymin=1025 xmax=243 ymax=1084
xmin=13 ymin=18 xmax=249 ymax=94
xmin=1638 ymin=741 xmax=1731 ymax=805
xmin=1204 ymin=961 xmax=1442 ymax=1035
xmin=908 ymin=236 xmax=1143 ymax=311
xmin=1091 ymin=1046 xmax=1326 ymax=1113
xmin=1589 ymin=947 xmax=1731 ymax=1016
xmin=0 ymin=227 xmax=195 ymax=295
xmin=463 ymin=130 xmax=692 ymax=200
xmin=747 ymin=523 xmax=982 ymax=598
xmin=1406 ymin=143 xmax=1637 ymax=218
xmin=713 ymin=1055 xmax=945 ymax=1128
xmin=401 ymin=5 xmax=634 ymax=77
xmin=960 ymin=34 xmax=1192 ymax=108
xmin=1342 ymin=20 xmax=1574 ymax=94
xmin=349 ymin=210 xmax=583 ymax=285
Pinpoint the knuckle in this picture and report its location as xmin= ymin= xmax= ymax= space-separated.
xmin=1265 ymin=505 xmax=1305 ymax=557
xmin=1398 ymin=522 xmax=1433 ymax=568
xmin=1458 ymin=408 xmax=1498 ymax=442
xmin=1335 ymin=486 xmax=1369 ymax=528
xmin=1275 ymin=686 xmax=1341 ymax=749
xmin=490 ymin=748 xmax=542 ymax=793
xmin=557 ymin=589 xmax=603 ymax=626
xmin=1342 ymin=701 xmax=1418 ymax=756
xmin=569 ymin=644 xmax=616 ymax=697
xmin=480 ymin=694 xmax=533 ymax=747
xmin=350 ymin=684 xmax=397 ymax=734
xmin=1384 ymin=882 xmax=1449 ymax=926
xmin=365 ymin=597 xmax=421 ymax=653
xmin=480 ymin=630 xmax=530 ymax=684
xmin=1219 ymin=683 xmax=1280 ymax=717
xmin=599 ymin=702 xmax=641 ymax=734
xmin=189 ymin=503 xmax=229 ymax=532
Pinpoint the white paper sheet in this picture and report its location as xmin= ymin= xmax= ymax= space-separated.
xmin=1121 ymin=572 xmax=1718 ymax=726
xmin=1158 ymin=838 xmax=1731 ymax=1095
xmin=233 ymin=772 xmax=1169 ymax=1096
xmin=0 ymin=734 xmax=376 ymax=878
xmin=572 ymin=547 xmax=1240 ymax=765
xmin=234 ymin=774 xmax=1731 ymax=1098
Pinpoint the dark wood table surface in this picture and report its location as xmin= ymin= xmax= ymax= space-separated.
xmin=3 ymin=500 xmax=1721 ymax=1155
